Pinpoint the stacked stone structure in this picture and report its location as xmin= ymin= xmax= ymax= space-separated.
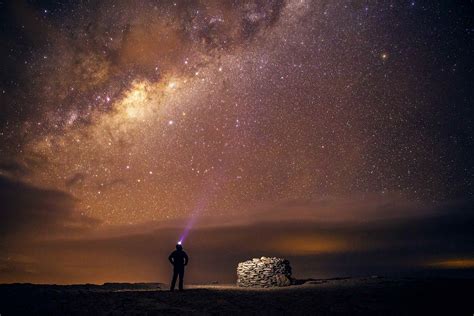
xmin=236 ymin=257 xmax=292 ymax=287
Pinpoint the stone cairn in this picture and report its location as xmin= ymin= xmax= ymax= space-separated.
xmin=236 ymin=257 xmax=292 ymax=287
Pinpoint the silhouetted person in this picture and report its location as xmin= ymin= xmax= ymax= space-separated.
xmin=168 ymin=243 xmax=189 ymax=291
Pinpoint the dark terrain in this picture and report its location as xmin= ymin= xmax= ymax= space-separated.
xmin=0 ymin=277 xmax=472 ymax=315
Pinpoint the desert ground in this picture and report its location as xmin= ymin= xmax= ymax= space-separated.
xmin=0 ymin=277 xmax=473 ymax=315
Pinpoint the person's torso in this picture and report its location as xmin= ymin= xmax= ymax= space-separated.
xmin=171 ymin=251 xmax=187 ymax=266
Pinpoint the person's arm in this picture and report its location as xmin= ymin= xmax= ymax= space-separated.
xmin=168 ymin=252 xmax=174 ymax=265
xmin=184 ymin=252 xmax=189 ymax=266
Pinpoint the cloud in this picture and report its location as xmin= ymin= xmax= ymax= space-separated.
xmin=0 ymin=175 xmax=98 ymax=239
xmin=0 ymin=160 xmax=30 ymax=178
xmin=1 ymin=191 xmax=473 ymax=284
xmin=65 ymin=173 xmax=86 ymax=187
xmin=0 ymin=175 xmax=100 ymax=283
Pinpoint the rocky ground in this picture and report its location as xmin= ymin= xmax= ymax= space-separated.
xmin=0 ymin=277 xmax=473 ymax=315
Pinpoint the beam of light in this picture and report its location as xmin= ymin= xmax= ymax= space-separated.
xmin=178 ymin=173 xmax=223 ymax=244
xmin=178 ymin=194 xmax=207 ymax=244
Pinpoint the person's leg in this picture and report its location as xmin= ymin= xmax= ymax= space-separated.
xmin=170 ymin=269 xmax=178 ymax=291
xmin=178 ymin=269 xmax=184 ymax=291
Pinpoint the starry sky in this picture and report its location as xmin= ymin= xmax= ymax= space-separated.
xmin=1 ymin=1 xmax=473 ymax=284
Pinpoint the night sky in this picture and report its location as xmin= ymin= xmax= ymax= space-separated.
xmin=1 ymin=1 xmax=473 ymax=284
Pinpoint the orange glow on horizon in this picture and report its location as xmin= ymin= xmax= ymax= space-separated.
xmin=427 ymin=258 xmax=474 ymax=269
xmin=270 ymin=235 xmax=348 ymax=255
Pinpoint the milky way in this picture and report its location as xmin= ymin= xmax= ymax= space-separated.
xmin=1 ymin=0 xmax=473 ymax=226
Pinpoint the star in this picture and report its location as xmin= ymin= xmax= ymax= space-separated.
xmin=0 ymin=0 xmax=469 ymax=225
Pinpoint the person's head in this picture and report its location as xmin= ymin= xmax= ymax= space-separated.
xmin=176 ymin=244 xmax=183 ymax=251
